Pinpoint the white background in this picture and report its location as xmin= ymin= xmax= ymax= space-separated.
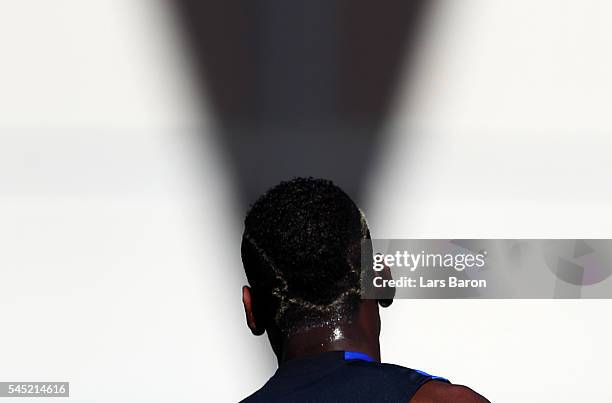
xmin=1 ymin=1 xmax=611 ymax=402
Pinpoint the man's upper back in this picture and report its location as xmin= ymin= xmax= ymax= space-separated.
xmin=241 ymin=351 xmax=488 ymax=403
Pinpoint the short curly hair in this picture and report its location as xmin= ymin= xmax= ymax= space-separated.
xmin=241 ymin=177 xmax=370 ymax=335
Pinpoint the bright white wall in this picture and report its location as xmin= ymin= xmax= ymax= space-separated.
xmin=0 ymin=1 xmax=273 ymax=402
xmin=368 ymin=1 xmax=612 ymax=402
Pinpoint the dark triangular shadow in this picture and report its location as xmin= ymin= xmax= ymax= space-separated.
xmin=168 ymin=0 xmax=431 ymax=207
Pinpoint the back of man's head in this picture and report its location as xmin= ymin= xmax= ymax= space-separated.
xmin=241 ymin=177 xmax=369 ymax=336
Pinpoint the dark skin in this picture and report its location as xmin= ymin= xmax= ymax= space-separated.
xmin=242 ymin=286 xmax=490 ymax=403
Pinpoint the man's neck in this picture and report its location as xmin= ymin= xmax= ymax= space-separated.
xmin=278 ymin=322 xmax=380 ymax=364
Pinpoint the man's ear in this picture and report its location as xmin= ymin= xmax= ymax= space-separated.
xmin=377 ymin=265 xmax=394 ymax=308
xmin=242 ymin=286 xmax=265 ymax=336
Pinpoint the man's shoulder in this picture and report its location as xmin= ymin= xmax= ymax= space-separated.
xmin=410 ymin=381 xmax=490 ymax=403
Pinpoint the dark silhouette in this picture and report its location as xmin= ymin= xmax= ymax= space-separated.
xmin=239 ymin=178 xmax=489 ymax=402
